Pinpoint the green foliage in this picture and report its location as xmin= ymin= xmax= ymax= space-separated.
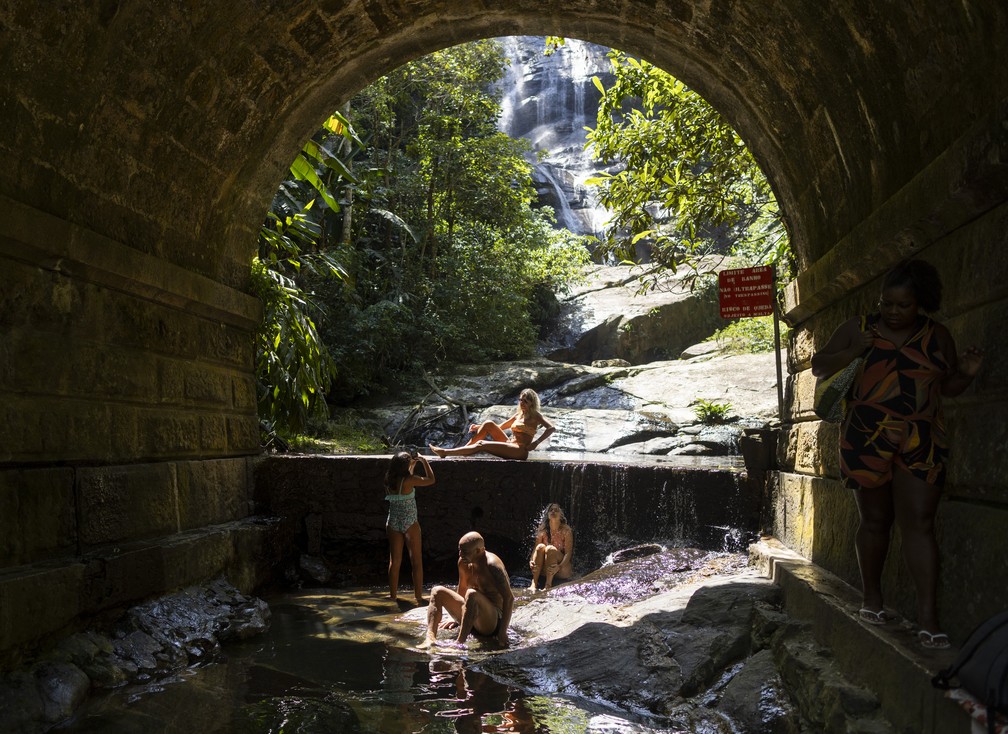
xmin=707 ymin=315 xmax=788 ymax=354
xmin=586 ymin=51 xmax=792 ymax=290
xmin=286 ymin=411 xmax=385 ymax=454
xmin=254 ymin=113 xmax=360 ymax=436
xmin=313 ymin=40 xmax=591 ymax=402
xmin=256 ymin=40 xmax=592 ymax=421
xmin=692 ymin=398 xmax=733 ymax=424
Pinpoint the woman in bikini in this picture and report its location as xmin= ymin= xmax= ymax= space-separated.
xmin=385 ymin=450 xmax=436 ymax=605
xmin=529 ymin=503 xmax=574 ymax=591
xmin=811 ymin=259 xmax=982 ymax=649
xmin=429 ymin=388 xmax=555 ymax=460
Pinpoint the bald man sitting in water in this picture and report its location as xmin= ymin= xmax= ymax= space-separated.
xmin=420 ymin=531 xmax=514 ymax=648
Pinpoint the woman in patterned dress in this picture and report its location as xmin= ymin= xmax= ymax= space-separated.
xmin=811 ymin=259 xmax=983 ymax=649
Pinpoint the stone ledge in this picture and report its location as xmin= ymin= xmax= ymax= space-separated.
xmin=0 ymin=517 xmax=290 ymax=670
xmin=0 ymin=194 xmax=261 ymax=329
xmin=750 ymin=537 xmax=972 ymax=734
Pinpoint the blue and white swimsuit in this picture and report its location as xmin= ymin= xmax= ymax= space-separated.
xmin=385 ymin=484 xmax=418 ymax=533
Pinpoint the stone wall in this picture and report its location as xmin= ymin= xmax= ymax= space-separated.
xmin=0 ymin=194 xmax=275 ymax=668
xmin=777 ymin=97 xmax=1008 ymax=640
xmin=1 ymin=0 xmax=1006 ymax=676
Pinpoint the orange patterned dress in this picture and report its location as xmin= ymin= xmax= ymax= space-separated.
xmin=840 ymin=315 xmax=950 ymax=489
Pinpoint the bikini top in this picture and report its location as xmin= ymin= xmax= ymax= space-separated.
xmin=541 ymin=526 xmax=568 ymax=551
xmin=511 ymin=413 xmax=537 ymax=438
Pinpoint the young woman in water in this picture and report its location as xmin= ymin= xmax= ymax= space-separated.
xmin=429 ymin=388 xmax=555 ymax=460
xmin=385 ymin=450 xmax=436 ymax=605
xmin=529 ymin=502 xmax=574 ymax=591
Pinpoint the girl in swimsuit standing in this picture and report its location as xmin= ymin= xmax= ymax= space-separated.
xmin=429 ymin=388 xmax=555 ymax=460
xmin=385 ymin=450 xmax=436 ymax=605
xmin=529 ymin=503 xmax=574 ymax=591
xmin=811 ymin=259 xmax=982 ymax=649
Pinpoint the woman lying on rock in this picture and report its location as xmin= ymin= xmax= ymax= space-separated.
xmin=430 ymin=388 xmax=555 ymax=460
xmin=529 ymin=503 xmax=574 ymax=591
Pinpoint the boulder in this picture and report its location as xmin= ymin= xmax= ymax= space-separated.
xmin=546 ymin=265 xmax=723 ymax=365
xmin=357 ymin=348 xmax=782 ymax=457
xmin=0 ymin=578 xmax=272 ymax=732
xmin=715 ymin=649 xmax=802 ymax=734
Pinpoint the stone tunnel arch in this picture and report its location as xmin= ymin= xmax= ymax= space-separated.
xmin=2 ymin=1 xmax=1006 ymax=665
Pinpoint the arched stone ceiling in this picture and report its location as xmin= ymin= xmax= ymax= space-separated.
xmin=1 ymin=1 xmax=1004 ymax=288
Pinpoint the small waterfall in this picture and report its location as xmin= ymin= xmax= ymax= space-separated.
xmin=538 ymin=461 xmax=752 ymax=571
xmin=655 ymin=479 xmax=699 ymax=546
xmin=535 ymin=165 xmax=578 ymax=233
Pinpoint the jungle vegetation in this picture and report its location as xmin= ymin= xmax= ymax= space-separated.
xmin=254 ymin=39 xmax=591 ymax=438
xmin=254 ymin=39 xmax=792 ymax=443
xmin=586 ymin=49 xmax=791 ymax=293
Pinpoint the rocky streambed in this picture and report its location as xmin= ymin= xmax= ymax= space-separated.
xmin=5 ymin=547 xmax=895 ymax=733
xmin=442 ymin=546 xmax=893 ymax=733
xmin=360 ymin=348 xmax=782 ymax=461
xmin=350 ymin=264 xmax=785 ymax=460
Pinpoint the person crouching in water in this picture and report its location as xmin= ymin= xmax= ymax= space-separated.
xmin=529 ymin=503 xmax=574 ymax=591
xmin=384 ymin=450 xmax=435 ymax=605
xmin=420 ymin=532 xmax=514 ymax=648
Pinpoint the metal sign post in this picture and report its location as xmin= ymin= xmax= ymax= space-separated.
xmin=772 ymin=280 xmax=784 ymax=424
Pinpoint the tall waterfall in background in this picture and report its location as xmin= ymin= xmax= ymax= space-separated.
xmin=496 ymin=36 xmax=615 ymax=240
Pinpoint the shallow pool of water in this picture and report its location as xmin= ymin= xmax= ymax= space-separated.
xmin=57 ymin=588 xmax=695 ymax=734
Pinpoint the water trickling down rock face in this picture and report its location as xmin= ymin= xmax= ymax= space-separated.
xmin=496 ymin=36 xmax=615 ymax=238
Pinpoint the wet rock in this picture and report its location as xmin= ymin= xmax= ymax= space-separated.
xmin=221 ymin=597 xmax=271 ymax=641
xmin=0 ymin=671 xmax=46 ymax=734
xmin=611 ymin=435 xmax=688 ymax=455
xmin=682 ymin=426 xmax=740 ymax=454
xmin=483 ymin=552 xmax=888 ymax=733
xmin=298 ymin=554 xmax=333 ymax=585
xmin=0 ymin=578 xmax=271 ymax=732
xmin=51 ymin=630 xmax=111 ymax=669
xmin=653 ymin=624 xmax=733 ymax=697
xmin=680 ymin=582 xmax=781 ymax=628
xmin=33 ymin=661 xmax=90 ymax=723
xmin=546 ymin=383 xmax=635 ymax=410
xmin=715 ymin=649 xmax=802 ymax=734
xmin=78 ymin=655 xmax=132 ymax=688
xmin=0 ymin=661 xmax=90 ymax=733
xmin=113 ymin=630 xmax=162 ymax=674
xmin=487 ymin=552 xmax=768 ymax=715
xmin=608 ymin=543 xmax=664 ymax=564
xmin=51 ymin=630 xmax=134 ymax=687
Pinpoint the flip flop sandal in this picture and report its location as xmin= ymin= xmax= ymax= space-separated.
xmin=858 ymin=608 xmax=893 ymax=625
xmin=918 ymin=630 xmax=951 ymax=649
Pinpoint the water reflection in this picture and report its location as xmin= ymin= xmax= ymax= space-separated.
xmin=58 ymin=589 xmax=685 ymax=734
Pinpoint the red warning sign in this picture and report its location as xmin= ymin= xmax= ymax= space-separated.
xmin=718 ymin=266 xmax=774 ymax=318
